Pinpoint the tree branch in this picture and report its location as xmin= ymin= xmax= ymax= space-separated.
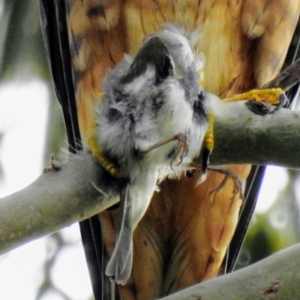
xmin=209 ymin=102 xmax=300 ymax=168
xmin=0 ymin=153 xmax=119 ymax=254
xmin=160 ymin=243 xmax=300 ymax=300
xmin=0 ymin=102 xmax=299 ymax=254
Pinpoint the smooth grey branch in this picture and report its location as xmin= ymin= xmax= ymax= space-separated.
xmin=0 ymin=102 xmax=299 ymax=254
xmin=209 ymin=101 xmax=300 ymax=168
xmin=0 ymin=153 xmax=119 ymax=254
xmin=161 ymin=243 xmax=300 ymax=300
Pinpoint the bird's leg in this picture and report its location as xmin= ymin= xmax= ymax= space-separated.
xmin=223 ymin=88 xmax=287 ymax=115
xmin=88 ymin=135 xmax=122 ymax=179
xmin=207 ymin=167 xmax=244 ymax=202
xmin=86 ymin=94 xmax=123 ymax=179
xmin=192 ymin=88 xmax=286 ymax=196
xmin=139 ymin=133 xmax=189 ymax=166
xmin=170 ymin=133 xmax=189 ymax=167
xmin=186 ymin=112 xmax=215 ymax=179
xmin=188 ymin=162 xmax=243 ymax=200
xmin=196 ymin=88 xmax=286 ymax=177
xmin=202 ymin=112 xmax=215 ymax=174
xmin=187 ymin=112 xmax=215 ymax=182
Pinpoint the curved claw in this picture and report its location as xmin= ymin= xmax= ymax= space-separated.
xmin=207 ymin=167 xmax=244 ymax=202
xmin=201 ymin=147 xmax=211 ymax=174
xmin=224 ymin=88 xmax=287 ymax=116
xmin=245 ymin=92 xmax=288 ymax=115
xmin=170 ymin=133 xmax=189 ymax=169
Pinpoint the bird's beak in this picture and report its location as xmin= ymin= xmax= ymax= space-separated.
xmin=121 ymin=37 xmax=174 ymax=84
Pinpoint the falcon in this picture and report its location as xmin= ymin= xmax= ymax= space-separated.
xmin=39 ymin=0 xmax=300 ymax=299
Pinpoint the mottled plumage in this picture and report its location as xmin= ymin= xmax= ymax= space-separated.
xmin=95 ymin=28 xmax=220 ymax=284
xmin=39 ymin=1 xmax=300 ymax=299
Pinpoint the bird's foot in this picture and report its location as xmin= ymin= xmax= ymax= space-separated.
xmin=223 ymin=88 xmax=287 ymax=115
xmin=207 ymin=167 xmax=244 ymax=202
xmin=170 ymin=133 xmax=189 ymax=168
xmin=139 ymin=132 xmax=189 ymax=167
xmin=245 ymin=92 xmax=288 ymax=115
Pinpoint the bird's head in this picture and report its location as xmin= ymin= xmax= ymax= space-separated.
xmin=121 ymin=36 xmax=175 ymax=85
xmin=121 ymin=24 xmax=204 ymax=87
xmin=145 ymin=24 xmax=204 ymax=74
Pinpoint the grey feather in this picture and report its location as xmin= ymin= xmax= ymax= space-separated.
xmin=105 ymin=183 xmax=133 ymax=284
xmin=94 ymin=25 xmax=224 ymax=285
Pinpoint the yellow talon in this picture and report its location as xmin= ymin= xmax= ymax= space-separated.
xmin=89 ymin=136 xmax=122 ymax=179
xmin=87 ymin=92 xmax=122 ymax=179
xmin=222 ymin=88 xmax=284 ymax=104
xmin=203 ymin=112 xmax=215 ymax=152
xmin=199 ymin=111 xmax=215 ymax=176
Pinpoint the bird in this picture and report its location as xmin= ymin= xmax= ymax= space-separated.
xmin=39 ymin=1 xmax=300 ymax=299
xmin=93 ymin=26 xmax=222 ymax=284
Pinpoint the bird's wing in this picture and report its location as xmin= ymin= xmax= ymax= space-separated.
xmin=39 ymin=0 xmax=81 ymax=150
xmin=39 ymin=1 xmax=110 ymax=299
xmin=226 ymin=20 xmax=300 ymax=273
xmin=39 ymin=1 xmax=300 ymax=299
xmin=117 ymin=2 xmax=300 ymax=298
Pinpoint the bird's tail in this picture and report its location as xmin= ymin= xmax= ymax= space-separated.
xmin=106 ymin=183 xmax=133 ymax=285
